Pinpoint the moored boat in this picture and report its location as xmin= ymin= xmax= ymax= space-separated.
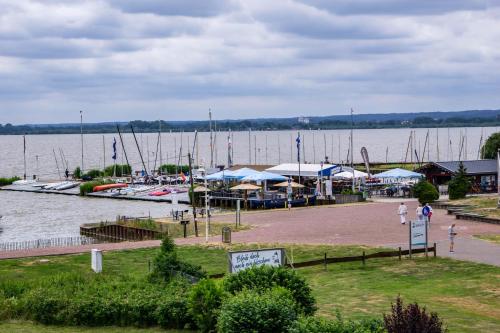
xmin=93 ymin=183 xmax=128 ymax=192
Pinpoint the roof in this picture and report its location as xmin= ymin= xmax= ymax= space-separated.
xmin=265 ymin=163 xmax=336 ymax=177
xmin=430 ymin=160 xmax=497 ymax=175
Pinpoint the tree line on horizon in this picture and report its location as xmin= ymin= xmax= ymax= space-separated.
xmin=1 ymin=112 xmax=500 ymax=135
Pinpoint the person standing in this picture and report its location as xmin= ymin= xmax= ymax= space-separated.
xmin=398 ymin=202 xmax=408 ymax=224
xmin=416 ymin=203 xmax=424 ymax=220
xmin=448 ymin=223 xmax=457 ymax=253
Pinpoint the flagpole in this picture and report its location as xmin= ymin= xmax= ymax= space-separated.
xmin=297 ymin=132 xmax=301 ymax=185
xmin=350 ymin=108 xmax=355 ymax=192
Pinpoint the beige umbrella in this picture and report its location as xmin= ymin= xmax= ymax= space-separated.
xmin=273 ymin=181 xmax=305 ymax=188
xmin=230 ymin=184 xmax=261 ymax=191
xmin=193 ymin=186 xmax=211 ymax=193
xmin=230 ymin=183 xmax=261 ymax=209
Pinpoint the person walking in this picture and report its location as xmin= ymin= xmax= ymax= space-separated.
xmin=424 ymin=202 xmax=433 ymax=226
xmin=398 ymin=202 xmax=408 ymax=224
xmin=416 ymin=203 xmax=424 ymax=220
xmin=448 ymin=223 xmax=457 ymax=253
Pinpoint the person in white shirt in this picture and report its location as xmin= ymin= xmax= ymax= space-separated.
xmin=398 ymin=202 xmax=408 ymax=224
xmin=416 ymin=203 xmax=424 ymax=220
xmin=448 ymin=223 xmax=457 ymax=253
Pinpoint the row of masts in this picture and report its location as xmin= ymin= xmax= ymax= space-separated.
xmin=19 ymin=110 xmax=488 ymax=180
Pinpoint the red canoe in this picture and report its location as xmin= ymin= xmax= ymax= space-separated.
xmin=93 ymin=183 xmax=128 ymax=192
xmin=149 ymin=189 xmax=171 ymax=196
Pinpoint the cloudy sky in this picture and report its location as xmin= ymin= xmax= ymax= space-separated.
xmin=1 ymin=0 xmax=500 ymax=124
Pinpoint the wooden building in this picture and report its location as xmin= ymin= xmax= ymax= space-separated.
xmin=416 ymin=160 xmax=497 ymax=193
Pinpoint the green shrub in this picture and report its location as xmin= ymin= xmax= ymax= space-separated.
xmin=383 ymin=296 xmax=446 ymax=333
xmin=73 ymin=167 xmax=82 ymax=179
xmin=79 ymin=179 xmax=113 ymax=195
xmin=150 ymin=236 xmax=206 ymax=283
xmin=83 ymin=169 xmax=104 ymax=180
xmin=480 ymin=132 xmax=500 ymax=159
xmin=0 ymin=176 xmax=20 ymax=186
xmin=188 ymin=279 xmax=225 ymax=332
xmin=217 ymin=287 xmax=297 ymax=333
xmin=289 ymin=316 xmax=385 ymax=333
xmin=448 ymin=162 xmax=471 ymax=200
xmin=160 ymin=164 xmax=189 ymax=174
xmin=223 ymin=265 xmax=316 ymax=316
xmin=104 ymin=164 xmax=132 ymax=177
xmin=413 ymin=180 xmax=439 ymax=204
xmin=2 ymin=272 xmax=193 ymax=329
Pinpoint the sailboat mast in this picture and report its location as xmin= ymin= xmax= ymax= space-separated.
xmin=80 ymin=110 xmax=84 ymax=172
xmin=130 ymin=125 xmax=148 ymax=176
xmin=23 ymin=134 xmax=27 ymax=180
xmin=248 ymin=128 xmax=252 ymax=164
xmin=209 ymin=109 xmax=213 ymax=168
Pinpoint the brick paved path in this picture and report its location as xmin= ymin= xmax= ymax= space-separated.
xmin=1 ymin=201 xmax=499 ymax=265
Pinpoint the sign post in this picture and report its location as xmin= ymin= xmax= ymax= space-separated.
xmin=409 ymin=219 xmax=428 ymax=259
xmin=287 ymin=177 xmax=292 ymax=210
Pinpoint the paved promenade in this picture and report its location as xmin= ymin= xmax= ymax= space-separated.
xmin=1 ymin=201 xmax=499 ymax=265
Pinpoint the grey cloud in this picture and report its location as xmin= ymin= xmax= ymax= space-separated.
xmin=108 ymin=0 xmax=237 ymax=17
xmin=297 ymin=0 xmax=489 ymax=16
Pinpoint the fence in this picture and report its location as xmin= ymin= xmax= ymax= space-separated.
xmin=208 ymin=245 xmax=436 ymax=278
xmin=80 ymin=223 xmax=164 ymax=242
xmin=0 ymin=236 xmax=102 ymax=252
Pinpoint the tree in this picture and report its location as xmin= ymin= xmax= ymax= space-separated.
xmin=448 ymin=162 xmax=471 ymax=200
xmin=481 ymin=132 xmax=500 ymax=159
xmin=413 ymin=179 xmax=439 ymax=204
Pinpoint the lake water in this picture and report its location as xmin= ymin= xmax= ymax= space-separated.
xmin=0 ymin=127 xmax=497 ymax=179
xmin=0 ymin=190 xmax=187 ymax=242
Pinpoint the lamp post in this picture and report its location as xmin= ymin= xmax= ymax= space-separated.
xmin=204 ymin=167 xmax=209 ymax=243
xmin=350 ymin=108 xmax=355 ymax=192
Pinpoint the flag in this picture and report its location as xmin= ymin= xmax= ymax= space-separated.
xmin=296 ymin=132 xmax=301 ymax=163
xmin=112 ymin=137 xmax=117 ymax=160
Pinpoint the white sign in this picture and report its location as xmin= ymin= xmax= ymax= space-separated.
xmin=229 ymin=248 xmax=285 ymax=273
xmin=410 ymin=220 xmax=427 ymax=246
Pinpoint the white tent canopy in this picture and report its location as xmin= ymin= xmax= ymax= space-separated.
xmin=266 ymin=163 xmax=335 ymax=177
xmin=332 ymin=170 xmax=368 ymax=179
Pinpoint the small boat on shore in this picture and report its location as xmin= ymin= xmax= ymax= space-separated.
xmin=149 ymin=188 xmax=171 ymax=196
xmin=12 ymin=180 xmax=36 ymax=186
xmin=55 ymin=182 xmax=80 ymax=191
xmin=43 ymin=182 xmax=67 ymax=190
xmin=93 ymin=183 xmax=128 ymax=192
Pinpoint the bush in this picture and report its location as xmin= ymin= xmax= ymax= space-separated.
xmin=383 ymin=296 xmax=447 ymax=333
xmin=160 ymin=164 xmax=189 ymax=174
xmin=289 ymin=315 xmax=385 ymax=333
xmin=2 ymin=272 xmax=193 ymax=329
xmin=223 ymin=265 xmax=316 ymax=316
xmin=0 ymin=176 xmax=20 ymax=187
xmin=413 ymin=180 xmax=439 ymax=204
xmin=188 ymin=279 xmax=225 ymax=332
xmin=150 ymin=236 xmax=206 ymax=283
xmin=79 ymin=179 xmax=113 ymax=195
xmin=104 ymin=164 xmax=132 ymax=177
xmin=480 ymin=132 xmax=500 ymax=159
xmin=83 ymin=169 xmax=104 ymax=180
xmin=73 ymin=167 xmax=82 ymax=179
xmin=217 ymin=287 xmax=297 ymax=333
xmin=448 ymin=162 xmax=471 ymax=200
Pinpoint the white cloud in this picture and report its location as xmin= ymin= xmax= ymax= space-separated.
xmin=0 ymin=0 xmax=499 ymax=123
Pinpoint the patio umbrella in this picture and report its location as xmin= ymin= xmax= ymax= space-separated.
xmin=230 ymin=183 xmax=261 ymax=209
xmin=273 ymin=181 xmax=305 ymax=188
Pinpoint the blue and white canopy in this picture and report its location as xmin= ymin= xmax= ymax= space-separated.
xmin=205 ymin=167 xmax=259 ymax=181
xmin=241 ymin=171 xmax=288 ymax=182
xmin=372 ymin=168 xmax=423 ymax=179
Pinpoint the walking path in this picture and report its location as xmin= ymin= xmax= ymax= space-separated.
xmin=1 ymin=201 xmax=499 ymax=265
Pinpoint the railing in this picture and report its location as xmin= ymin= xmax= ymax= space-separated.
xmin=208 ymin=245 xmax=436 ymax=279
xmin=0 ymin=236 xmax=102 ymax=252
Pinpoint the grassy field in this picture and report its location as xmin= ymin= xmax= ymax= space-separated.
xmin=450 ymin=195 xmax=500 ymax=218
xmin=1 ymin=244 xmax=499 ymax=333
xmin=474 ymin=234 xmax=500 ymax=244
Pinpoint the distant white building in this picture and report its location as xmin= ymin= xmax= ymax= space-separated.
xmin=298 ymin=116 xmax=310 ymax=124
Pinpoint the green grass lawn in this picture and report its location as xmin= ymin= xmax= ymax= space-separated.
xmin=474 ymin=234 xmax=500 ymax=244
xmin=1 ymin=244 xmax=499 ymax=333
